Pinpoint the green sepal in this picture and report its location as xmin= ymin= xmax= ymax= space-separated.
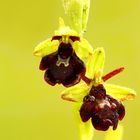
xmin=54 ymin=17 xmax=78 ymax=36
xmin=72 ymin=38 xmax=93 ymax=61
xmin=33 ymin=38 xmax=59 ymax=57
xmin=85 ymin=47 xmax=105 ymax=79
xmin=61 ymin=82 xmax=90 ymax=102
xmin=104 ymin=83 xmax=136 ymax=101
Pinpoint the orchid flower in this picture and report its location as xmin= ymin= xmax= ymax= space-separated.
xmin=33 ymin=18 xmax=93 ymax=87
xmin=61 ymin=47 xmax=136 ymax=133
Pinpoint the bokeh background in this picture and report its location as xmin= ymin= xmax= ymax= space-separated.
xmin=0 ymin=0 xmax=139 ymax=140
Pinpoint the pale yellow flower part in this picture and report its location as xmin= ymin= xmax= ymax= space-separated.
xmin=104 ymin=125 xmax=123 ymax=140
xmin=85 ymin=47 xmax=105 ymax=80
xmin=34 ymin=18 xmax=93 ymax=61
xmin=33 ymin=38 xmax=59 ymax=57
xmin=104 ymin=83 xmax=136 ymax=101
xmin=73 ymin=38 xmax=93 ymax=60
xmin=61 ymin=82 xmax=91 ymax=102
xmin=54 ymin=17 xmax=78 ymax=36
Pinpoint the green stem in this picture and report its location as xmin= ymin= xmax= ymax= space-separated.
xmin=72 ymin=104 xmax=94 ymax=140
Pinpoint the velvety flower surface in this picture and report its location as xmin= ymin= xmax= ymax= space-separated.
xmin=80 ymin=84 xmax=125 ymax=131
xmin=33 ymin=18 xmax=93 ymax=87
xmin=61 ymin=47 xmax=136 ymax=131
xmin=39 ymin=42 xmax=86 ymax=87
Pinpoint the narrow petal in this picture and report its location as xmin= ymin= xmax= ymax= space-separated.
xmin=102 ymin=67 xmax=124 ymax=82
xmin=104 ymin=125 xmax=123 ymax=140
xmin=85 ymin=47 xmax=105 ymax=79
xmin=33 ymin=38 xmax=59 ymax=57
xmin=73 ymin=38 xmax=93 ymax=61
xmin=61 ymin=83 xmax=90 ymax=102
xmin=104 ymin=83 xmax=136 ymax=101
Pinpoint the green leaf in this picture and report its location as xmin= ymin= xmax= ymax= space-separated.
xmin=104 ymin=125 xmax=123 ymax=140
xmin=72 ymin=104 xmax=94 ymax=140
xmin=33 ymin=38 xmax=59 ymax=57
xmin=62 ymin=0 xmax=90 ymax=35
xmin=104 ymin=83 xmax=136 ymax=101
xmin=72 ymin=38 xmax=93 ymax=61
xmin=85 ymin=47 xmax=105 ymax=79
xmin=62 ymin=0 xmax=83 ymax=34
xmin=82 ymin=0 xmax=90 ymax=33
xmin=61 ymin=82 xmax=90 ymax=102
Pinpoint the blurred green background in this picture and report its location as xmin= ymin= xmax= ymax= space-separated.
xmin=0 ymin=0 xmax=139 ymax=140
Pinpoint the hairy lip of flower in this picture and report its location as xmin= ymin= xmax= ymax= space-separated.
xmin=39 ymin=42 xmax=87 ymax=87
xmin=34 ymin=18 xmax=94 ymax=87
xmin=80 ymin=84 xmax=125 ymax=131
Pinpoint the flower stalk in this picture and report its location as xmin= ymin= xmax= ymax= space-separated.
xmin=72 ymin=104 xmax=94 ymax=140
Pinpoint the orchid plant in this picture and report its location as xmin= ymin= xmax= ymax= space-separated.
xmin=33 ymin=0 xmax=136 ymax=140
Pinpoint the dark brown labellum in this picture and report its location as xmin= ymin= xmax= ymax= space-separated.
xmin=80 ymin=84 xmax=125 ymax=131
xmin=39 ymin=43 xmax=87 ymax=87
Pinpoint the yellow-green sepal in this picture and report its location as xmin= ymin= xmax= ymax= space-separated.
xmin=61 ymin=82 xmax=90 ymax=102
xmin=104 ymin=125 xmax=123 ymax=140
xmin=33 ymin=38 xmax=59 ymax=57
xmin=104 ymin=83 xmax=136 ymax=101
xmin=85 ymin=47 xmax=105 ymax=79
xmin=72 ymin=38 xmax=93 ymax=61
xmin=54 ymin=17 xmax=79 ymax=36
